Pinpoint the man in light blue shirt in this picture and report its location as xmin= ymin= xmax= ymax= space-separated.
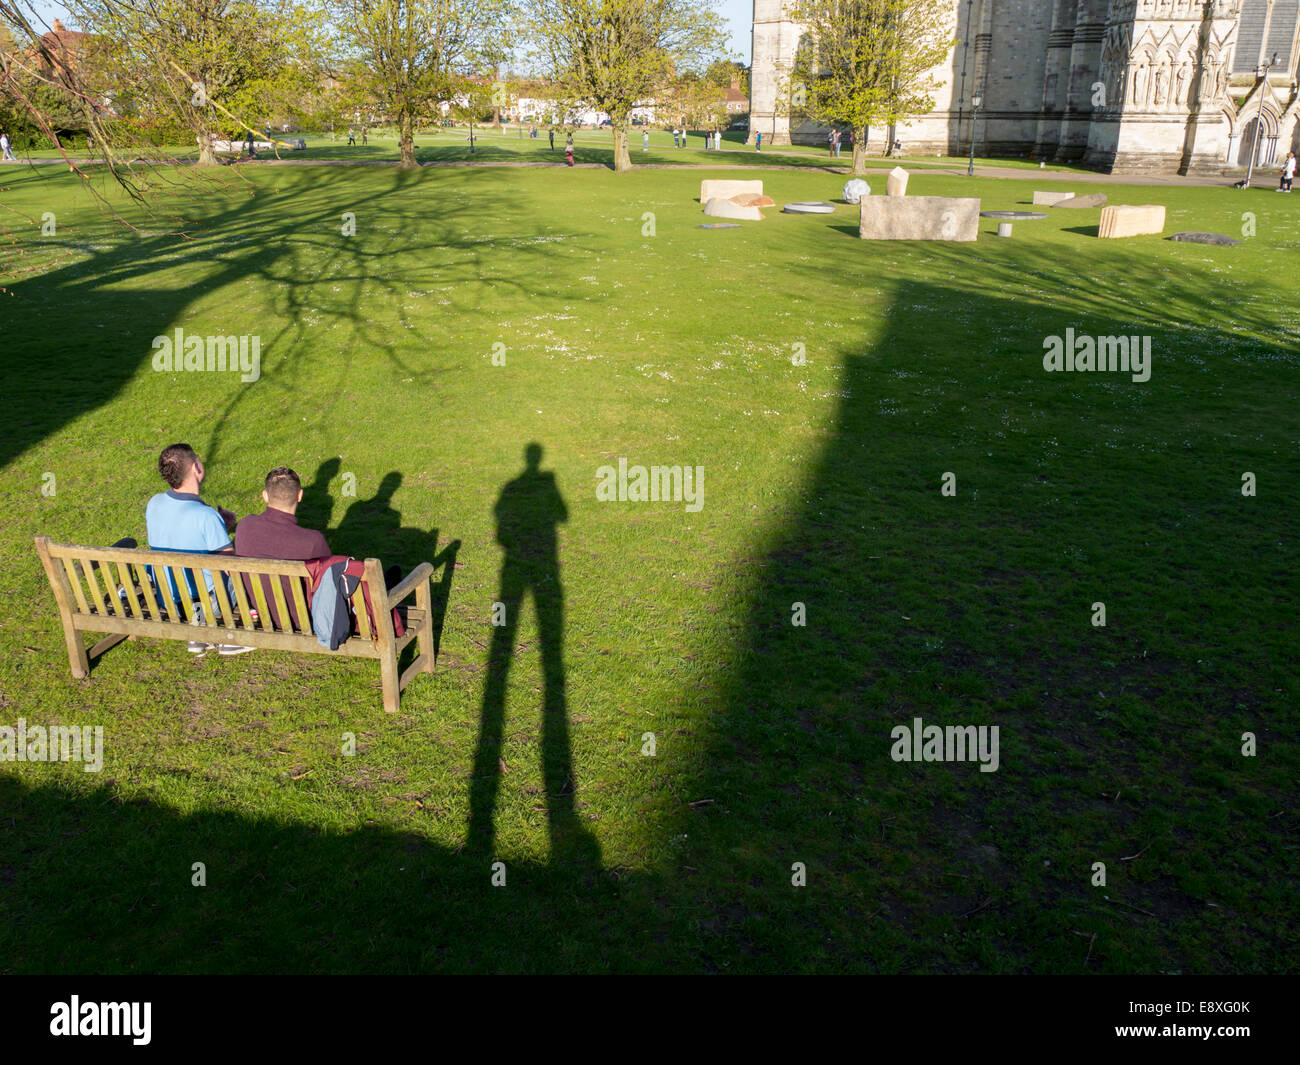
xmin=145 ymin=443 xmax=253 ymax=656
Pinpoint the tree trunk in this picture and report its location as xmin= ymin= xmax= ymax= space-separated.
xmin=195 ymin=125 xmax=218 ymax=167
xmin=398 ymin=110 xmax=416 ymax=169
xmin=852 ymin=127 xmax=868 ymax=175
xmin=612 ymin=127 xmax=632 ymax=172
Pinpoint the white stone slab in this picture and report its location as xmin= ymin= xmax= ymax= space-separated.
xmin=859 ymin=196 xmax=980 ymax=241
xmin=1099 ymin=204 xmax=1166 ymax=238
xmin=704 ymin=197 xmax=764 ymax=221
xmin=699 ymin=179 xmax=763 ymax=204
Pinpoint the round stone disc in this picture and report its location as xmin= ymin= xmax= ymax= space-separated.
xmin=782 ymin=202 xmax=836 ymax=214
xmin=699 ymin=223 xmax=742 ymax=229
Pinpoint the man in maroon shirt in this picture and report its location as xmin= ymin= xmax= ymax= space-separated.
xmin=234 ymin=467 xmax=331 ymax=630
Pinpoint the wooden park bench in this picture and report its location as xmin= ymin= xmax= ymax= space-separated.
xmin=34 ymin=536 xmax=436 ymax=712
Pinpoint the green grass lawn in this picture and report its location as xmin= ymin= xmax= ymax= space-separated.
xmin=0 ymin=159 xmax=1296 ymax=973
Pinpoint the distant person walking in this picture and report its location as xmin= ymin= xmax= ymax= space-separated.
xmin=642 ymin=129 xmax=649 ymax=151
xmin=672 ymin=128 xmax=679 ymax=147
xmin=1280 ymin=151 xmax=1296 ymax=192
xmin=1 ymin=130 xmax=14 ymax=160
xmin=346 ymin=127 xmax=355 ymax=146
xmin=564 ymin=132 xmax=574 ymax=166
xmin=679 ymin=128 xmax=686 ymax=148
xmin=755 ymin=131 xmax=762 ymax=152
xmin=361 ymin=128 xmax=368 ymax=145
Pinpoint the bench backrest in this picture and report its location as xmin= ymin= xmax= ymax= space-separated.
xmin=34 ymin=537 xmax=389 ymax=643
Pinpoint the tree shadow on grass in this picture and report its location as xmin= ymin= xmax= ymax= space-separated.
xmin=0 ymin=164 xmax=599 ymax=474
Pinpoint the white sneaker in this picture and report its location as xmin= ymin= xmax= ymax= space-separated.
xmin=217 ymin=644 xmax=256 ymax=656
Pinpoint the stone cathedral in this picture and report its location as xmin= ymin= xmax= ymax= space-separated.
xmin=749 ymin=0 xmax=1300 ymax=173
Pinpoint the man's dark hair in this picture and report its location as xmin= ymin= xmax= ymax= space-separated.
xmin=264 ymin=466 xmax=301 ymax=507
xmin=159 ymin=443 xmax=198 ymax=488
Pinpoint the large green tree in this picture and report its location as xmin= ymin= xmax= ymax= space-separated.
xmin=526 ymin=0 xmax=724 ymax=171
xmin=784 ymin=0 xmax=953 ymax=174
xmin=74 ymin=0 xmax=323 ymax=166
xmin=329 ymin=0 xmax=509 ymax=169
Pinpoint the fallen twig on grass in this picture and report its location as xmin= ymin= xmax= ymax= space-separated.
xmin=1103 ymin=895 xmax=1157 ymax=918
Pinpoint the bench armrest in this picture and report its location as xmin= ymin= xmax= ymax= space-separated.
xmin=385 ymin=562 xmax=434 ymax=610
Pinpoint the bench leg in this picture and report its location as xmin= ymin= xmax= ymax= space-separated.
xmin=61 ymin=620 xmax=90 ymax=679
xmin=380 ymin=648 xmax=400 ymax=713
xmin=416 ymin=577 xmax=434 ymax=675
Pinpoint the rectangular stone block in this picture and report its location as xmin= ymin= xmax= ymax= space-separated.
xmin=1033 ymin=190 xmax=1076 ymax=206
xmin=700 ymin=179 xmax=763 ymax=203
xmin=1098 ymin=204 xmax=1166 ymax=238
xmin=858 ymin=196 xmax=981 ymax=242
xmin=704 ymin=197 xmax=764 ymax=221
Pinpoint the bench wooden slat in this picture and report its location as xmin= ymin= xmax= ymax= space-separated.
xmin=268 ymin=574 xmax=293 ymax=633
xmin=167 ymin=568 xmax=195 ymax=623
xmin=62 ymin=557 xmax=91 ymax=615
xmin=82 ymin=554 xmax=112 ymax=617
xmin=116 ymin=561 xmax=145 ymax=619
xmin=289 ymin=575 xmax=311 ymax=635
xmin=248 ymin=572 xmax=274 ymax=630
xmin=352 ymin=583 xmax=373 ymax=641
xmin=70 ymin=611 xmax=385 ymax=657
xmin=193 ymin=567 xmax=220 ymax=627
xmin=132 ymin=561 xmax=167 ymax=622
xmin=211 ymin=568 xmax=238 ymax=630
xmin=45 ymin=541 xmax=315 ymax=577
xmin=229 ymin=572 xmax=258 ymax=630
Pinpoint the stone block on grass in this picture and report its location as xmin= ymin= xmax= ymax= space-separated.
xmin=699 ymin=179 xmax=763 ymax=204
xmin=1052 ymin=193 xmax=1108 ymax=209
xmin=1098 ymin=204 xmax=1166 ymax=238
xmin=859 ymin=196 xmax=980 ymax=241
xmin=704 ymin=197 xmax=764 ymax=221
xmin=1033 ymin=190 xmax=1076 ymax=206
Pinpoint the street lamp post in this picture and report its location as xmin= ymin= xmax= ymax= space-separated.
xmin=967 ymin=92 xmax=983 ymax=177
xmin=1244 ymin=52 xmax=1278 ymax=188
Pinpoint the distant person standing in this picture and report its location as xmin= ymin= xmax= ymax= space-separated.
xmin=672 ymin=128 xmax=679 ymax=148
xmin=642 ymin=128 xmax=649 ymax=151
xmin=755 ymin=131 xmax=762 ymax=152
xmin=361 ymin=127 xmax=368 ymax=145
xmin=564 ymin=132 xmax=574 ymax=166
xmin=828 ymin=129 xmax=835 ymax=157
xmin=548 ymin=127 xmax=555 ymax=150
xmin=679 ymin=128 xmax=686 ymax=148
xmin=2 ymin=131 xmax=16 ymax=161
xmin=1280 ymin=151 xmax=1296 ymax=192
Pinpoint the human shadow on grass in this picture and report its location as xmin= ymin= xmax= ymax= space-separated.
xmin=468 ymin=443 xmax=598 ymax=867
xmin=306 ymin=467 xmax=460 ymax=666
